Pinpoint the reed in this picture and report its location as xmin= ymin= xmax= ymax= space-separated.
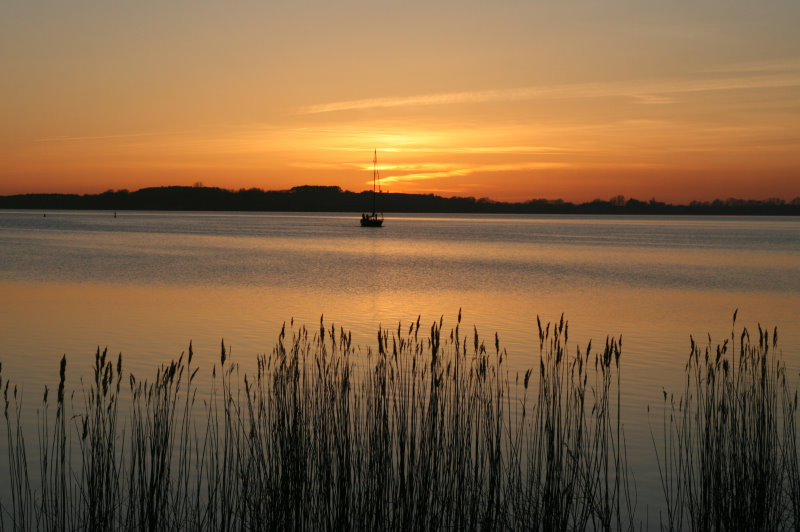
xmin=18 ymin=311 xmax=791 ymax=530
xmin=5 ymin=314 xmax=792 ymax=530
xmin=654 ymin=310 xmax=799 ymax=531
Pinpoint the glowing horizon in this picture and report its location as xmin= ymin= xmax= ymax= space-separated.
xmin=1 ymin=2 xmax=798 ymax=204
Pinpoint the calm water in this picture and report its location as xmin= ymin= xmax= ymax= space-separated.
xmin=2 ymin=210 xmax=799 ymax=520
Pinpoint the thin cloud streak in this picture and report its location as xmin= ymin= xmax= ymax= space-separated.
xmin=377 ymin=162 xmax=571 ymax=185
xmin=319 ymin=145 xmax=573 ymax=155
xmin=291 ymin=162 xmax=458 ymax=171
xmin=300 ymin=72 xmax=800 ymax=114
xmin=702 ymin=58 xmax=800 ymax=74
xmin=35 ymin=132 xmax=164 ymax=143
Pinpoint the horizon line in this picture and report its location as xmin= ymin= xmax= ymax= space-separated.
xmin=1 ymin=184 xmax=798 ymax=208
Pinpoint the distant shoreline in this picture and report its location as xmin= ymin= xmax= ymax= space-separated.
xmin=1 ymin=185 xmax=798 ymax=216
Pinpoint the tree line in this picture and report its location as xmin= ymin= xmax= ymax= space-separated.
xmin=1 ymin=185 xmax=798 ymax=215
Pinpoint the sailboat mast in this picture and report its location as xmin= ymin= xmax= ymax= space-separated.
xmin=359 ymin=149 xmax=383 ymax=226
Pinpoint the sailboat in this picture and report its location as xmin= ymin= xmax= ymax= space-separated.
xmin=360 ymin=149 xmax=384 ymax=227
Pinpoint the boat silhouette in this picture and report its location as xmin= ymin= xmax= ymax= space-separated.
xmin=360 ymin=150 xmax=384 ymax=227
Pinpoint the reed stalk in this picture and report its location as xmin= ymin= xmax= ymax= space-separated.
xmin=6 ymin=312 xmax=751 ymax=531
xmin=655 ymin=311 xmax=797 ymax=531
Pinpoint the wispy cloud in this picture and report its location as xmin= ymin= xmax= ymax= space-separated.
xmin=293 ymin=158 xmax=575 ymax=185
xmin=319 ymin=145 xmax=572 ymax=155
xmin=299 ymin=72 xmax=800 ymax=114
xmin=299 ymin=86 xmax=595 ymax=114
xmin=381 ymin=169 xmax=472 ymax=183
xmin=35 ymin=132 xmax=161 ymax=143
xmin=702 ymin=59 xmax=800 ymax=75
xmin=377 ymin=162 xmax=570 ymax=185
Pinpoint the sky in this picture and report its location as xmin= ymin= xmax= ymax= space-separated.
xmin=1 ymin=1 xmax=799 ymax=203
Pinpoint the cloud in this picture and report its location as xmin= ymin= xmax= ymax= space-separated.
xmin=320 ymin=145 xmax=573 ymax=155
xmin=299 ymin=72 xmax=800 ymax=114
xmin=377 ymin=162 xmax=571 ymax=185
xmin=35 ymin=132 xmax=159 ymax=142
xmin=702 ymin=59 xmax=800 ymax=75
xmin=298 ymin=86 xmax=599 ymax=114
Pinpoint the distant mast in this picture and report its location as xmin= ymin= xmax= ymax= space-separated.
xmin=360 ymin=149 xmax=384 ymax=226
xmin=372 ymin=149 xmax=378 ymax=216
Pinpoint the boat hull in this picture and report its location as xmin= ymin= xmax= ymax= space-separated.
xmin=360 ymin=217 xmax=383 ymax=227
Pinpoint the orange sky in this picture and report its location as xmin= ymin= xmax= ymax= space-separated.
xmin=1 ymin=2 xmax=799 ymax=203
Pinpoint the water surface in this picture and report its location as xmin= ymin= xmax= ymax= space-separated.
xmin=1 ymin=210 xmax=799 ymax=521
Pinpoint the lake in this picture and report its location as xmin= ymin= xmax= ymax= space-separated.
xmin=1 ymin=210 xmax=799 ymax=524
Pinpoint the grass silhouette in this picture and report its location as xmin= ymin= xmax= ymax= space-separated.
xmin=0 ymin=312 xmax=796 ymax=530
xmin=654 ymin=311 xmax=799 ymax=530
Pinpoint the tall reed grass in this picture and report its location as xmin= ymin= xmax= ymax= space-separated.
xmin=654 ymin=310 xmax=799 ymax=531
xmin=2 ymin=312 xmax=795 ymax=530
